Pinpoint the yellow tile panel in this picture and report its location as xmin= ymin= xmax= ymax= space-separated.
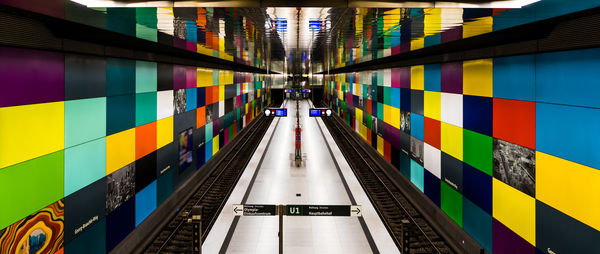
xmin=536 ymin=152 xmax=600 ymax=230
xmin=359 ymin=124 xmax=367 ymax=140
xmin=106 ymin=128 xmax=135 ymax=175
xmin=212 ymin=135 xmax=220 ymax=155
xmin=377 ymin=136 xmax=385 ymax=156
xmin=391 ymin=106 xmax=400 ymax=130
xmin=0 ymin=102 xmax=64 ymax=169
xmin=463 ymin=58 xmax=493 ymax=97
xmin=157 ymin=116 xmax=173 ymax=149
xmin=219 ymin=38 xmax=225 ymax=53
xmin=424 ymin=8 xmax=442 ymax=36
xmin=440 ymin=122 xmax=463 ymax=160
xmin=411 ymin=38 xmax=425 ymax=51
xmin=424 ymin=91 xmax=441 ymax=121
xmin=355 ymin=108 xmax=363 ymax=127
xmin=493 ymin=179 xmax=536 ymax=245
xmin=463 ymin=16 xmax=493 ymax=38
xmin=196 ymin=67 xmax=213 ymax=87
xmin=383 ymin=104 xmax=392 ymax=125
xmin=219 ymin=85 xmax=225 ymax=101
xmin=411 ymin=65 xmax=425 ymax=90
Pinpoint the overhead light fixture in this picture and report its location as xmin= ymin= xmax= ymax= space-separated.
xmin=71 ymin=0 xmax=541 ymax=8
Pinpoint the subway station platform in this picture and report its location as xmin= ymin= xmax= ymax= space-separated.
xmin=204 ymin=99 xmax=398 ymax=254
xmin=2 ymin=1 xmax=600 ymax=254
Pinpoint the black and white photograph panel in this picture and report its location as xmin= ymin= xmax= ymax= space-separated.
xmin=358 ymin=96 xmax=364 ymax=110
xmin=206 ymin=103 xmax=215 ymax=124
xmin=410 ymin=136 xmax=424 ymax=166
xmin=106 ymin=163 xmax=136 ymax=213
xmin=174 ymin=89 xmax=187 ymax=115
xmin=493 ymin=138 xmax=536 ymax=197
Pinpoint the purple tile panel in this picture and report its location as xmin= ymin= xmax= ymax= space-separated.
xmin=391 ymin=68 xmax=401 ymax=87
xmin=399 ymin=67 xmax=411 ymax=89
xmin=492 ymin=219 xmax=536 ymax=254
xmin=0 ymin=46 xmax=64 ymax=107
xmin=441 ymin=26 xmax=463 ymax=43
xmin=213 ymin=117 xmax=220 ymax=136
xmin=391 ymin=45 xmax=402 ymax=55
xmin=236 ymin=95 xmax=242 ymax=108
xmin=382 ymin=122 xmax=402 ymax=150
xmin=186 ymin=66 xmax=196 ymax=88
xmin=224 ymin=128 xmax=229 ymax=144
xmin=173 ymin=37 xmax=187 ymax=50
xmin=400 ymin=42 xmax=411 ymax=54
xmin=441 ymin=62 xmax=463 ymax=94
xmin=1 ymin=0 xmax=65 ymax=19
xmin=186 ymin=41 xmax=197 ymax=52
xmin=173 ymin=65 xmax=187 ymax=89
xmin=346 ymin=92 xmax=353 ymax=106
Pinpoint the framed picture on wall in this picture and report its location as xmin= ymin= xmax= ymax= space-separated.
xmin=179 ymin=128 xmax=194 ymax=172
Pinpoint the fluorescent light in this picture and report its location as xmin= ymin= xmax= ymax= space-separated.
xmin=72 ymin=0 xmax=541 ymax=8
xmin=435 ymin=0 xmax=541 ymax=8
xmin=70 ymin=0 xmax=173 ymax=7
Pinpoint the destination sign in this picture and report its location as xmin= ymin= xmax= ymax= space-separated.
xmin=286 ymin=205 xmax=361 ymax=216
xmin=309 ymin=108 xmax=333 ymax=117
xmin=233 ymin=204 xmax=277 ymax=216
xmin=264 ymin=108 xmax=287 ymax=117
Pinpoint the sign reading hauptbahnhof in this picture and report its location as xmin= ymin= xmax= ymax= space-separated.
xmin=233 ymin=204 xmax=362 ymax=217
xmin=286 ymin=205 xmax=361 ymax=216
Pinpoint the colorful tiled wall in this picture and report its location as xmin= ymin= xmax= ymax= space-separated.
xmin=1 ymin=1 xmax=268 ymax=67
xmin=324 ymin=0 xmax=600 ymax=70
xmin=325 ymin=48 xmax=600 ymax=253
xmin=0 ymin=45 xmax=269 ymax=253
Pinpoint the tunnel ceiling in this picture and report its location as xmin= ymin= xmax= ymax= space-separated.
xmin=71 ymin=0 xmax=543 ymax=74
xmin=79 ymin=0 xmax=536 ymax=8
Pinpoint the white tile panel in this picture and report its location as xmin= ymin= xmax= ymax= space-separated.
xmin=424 ymin=143 xmax=442 ymax=179
xmin=156 ymin=90 xmax=174 ymax=120
xmin=441 ymin=92 xmax=463 ymax=127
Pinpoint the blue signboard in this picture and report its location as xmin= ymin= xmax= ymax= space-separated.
xmin=265 ymin=108 xmax=287 ymax=117
xmin=309 ymin=108 xmax=333 ymax=117
xmin=309 ymin=109 xmax=321 ymax=117
xmin=275 ymin=109 xmax=287 ymax=117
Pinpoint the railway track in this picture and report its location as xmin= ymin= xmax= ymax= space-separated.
xmin=144 ymin=115 xmax=274 ymax=253
xmin=322 ymin=115 xmax=454 ymax=254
